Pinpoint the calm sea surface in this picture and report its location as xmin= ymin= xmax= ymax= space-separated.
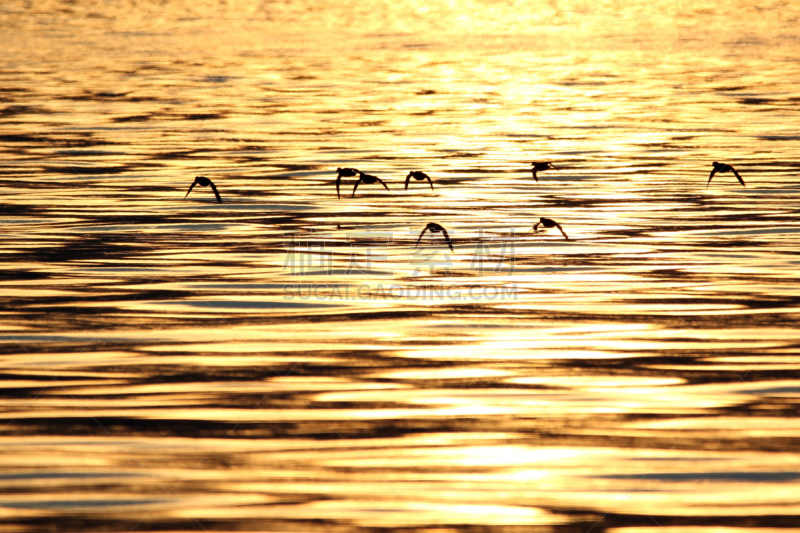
xmin=2 ymin=1 xmax=800 ymax=531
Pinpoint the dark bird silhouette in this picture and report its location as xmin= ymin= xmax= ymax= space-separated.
xmin=531 ymin=162 xmax=557 ymax=182
xmin=336 ymin=167 xmax=360 ymax=199
xmin=352 ymin=172 xmax=389 ymax=197
xmin=415 ymin=222 xmax=454 ymax=251
xmin=707 ymin=161 xmax=745 ymax=188
xmin=184 ymin=176 xmax=221 ymax=203
xmin=405 ymin=171 xmax=434 ymax=191
xmin=533 ymin=217 xmax=568 ymax=240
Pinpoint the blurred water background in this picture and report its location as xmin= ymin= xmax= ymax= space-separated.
xmin=2 ymin=0 xmax=800 ymax=531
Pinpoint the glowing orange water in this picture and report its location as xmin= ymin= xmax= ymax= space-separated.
xmin=2 ymin=1 xmax=800 ymax=531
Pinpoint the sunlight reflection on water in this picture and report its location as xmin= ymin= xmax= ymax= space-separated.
xmin=2 ymin=0 xmax=800 ymax=531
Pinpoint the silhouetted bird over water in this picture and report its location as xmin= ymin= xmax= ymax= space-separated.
xmin=405 ymin=171 xmax=434 ymax=191
xmin=533 ymin=217 xmax=568 ymax=240
xmin=416 ymin=222 xmax=454 ymax=251
xmin=531 ymin=162 xmax=557 ymax=182
xmin=335 ymin=167 xmax=360 ymax=199
xmin=707 ymin=161 xmax=745 ymax=188
xmin=352 ymin=172 xmax=389 ymax=197
xmin=184 ymin=176 xmax=221 ymax=203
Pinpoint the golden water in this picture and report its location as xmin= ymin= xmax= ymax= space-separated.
xmin=2 ymin=1 xmax=800 ymax=531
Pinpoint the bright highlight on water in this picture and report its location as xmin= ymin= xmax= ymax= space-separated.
xmin=2 ymin=1 xmax=800 ymax=532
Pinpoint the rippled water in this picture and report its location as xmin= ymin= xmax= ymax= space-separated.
xmin=2 ymin=1 xmax=800 ymax=531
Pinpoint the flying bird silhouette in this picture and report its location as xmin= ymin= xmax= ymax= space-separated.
xmin=533 ymin=217 xmax=568 ymax=240
xmin=707 ymin=161 xmax=745 ymax=188
xmin=405 ymin=171 xmax=434 ymax=191
xmin=184 ymin=176 xmax=221 ymax=203
xmin=352 ymin=172 xmax=389 ymax=197
xmin=335 ymin=167 xmax=360 ymax=198
xmin=531 ymin=162 xmax=557 ymax=182
xmin=416 ymin=222 xmax=454 ymax=251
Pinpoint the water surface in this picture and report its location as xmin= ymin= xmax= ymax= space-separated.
xmin=2 ymin=1 xmax=800 ymax=531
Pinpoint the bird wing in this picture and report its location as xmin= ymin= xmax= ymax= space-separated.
xmin=555 ymin=222 xmax=568 ymax=240
xmin=208 ymin=181 xmax=222 ymax=203
xmin=351 ymin=180 xmax=360 ymax=197
xmin=377 ymin=177 xmax=389 ymax=191
xmin=531 ymin=168 xmax=538 ymax=182
xmin=550 ymin=163 xmax=559 ymax=171
xmin=425 ymin=174 xmax=434 ymax=191
xmin=415 ymin=226 xmax=429 ymax=247
xmin=404 ymin=174 xmax=411 ymax=190
xmin=731 ymin=166 xmax=746 ymax=187
xmin=440 ymin=227 xmax=454 ymax=251
xmin=707 ymin=168 xmax=717 ymax=188
xmin=184 ymin=181 xmax=196 ymax=199
xmin=336 ymin=175 xmax=342 ymax=198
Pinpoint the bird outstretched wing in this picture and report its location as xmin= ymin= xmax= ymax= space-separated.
xmin=351 ymin=180 xmax=361 ymax=197
xmin=184 ymin=181 xmax=197 ymax=199
xmin=208 ymin=181 xmax=222 ymax=203
xmin=404 ymin=174 xmax=411 ymax=190
xmin=440 ymin=227 xmax=454 ymax=251
xmin=415 ymin=226 xmax=430 ymax=247
xmin=554 ymin=222 xmax=568 ymax=240
xmin=707 ymin=168 xmax=717 ymax=188
xmin=336 ymin=175 xmax=342 ymax=198
xmin=377 ymin=177 xmax=389 ymax=191
xmin=731 ymin=166 xmax=746 ymax=187
xmin=425 ymin=173 xmax=434 ymax=191
xmin=531 ymin=168 xmax=538 ymax=182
